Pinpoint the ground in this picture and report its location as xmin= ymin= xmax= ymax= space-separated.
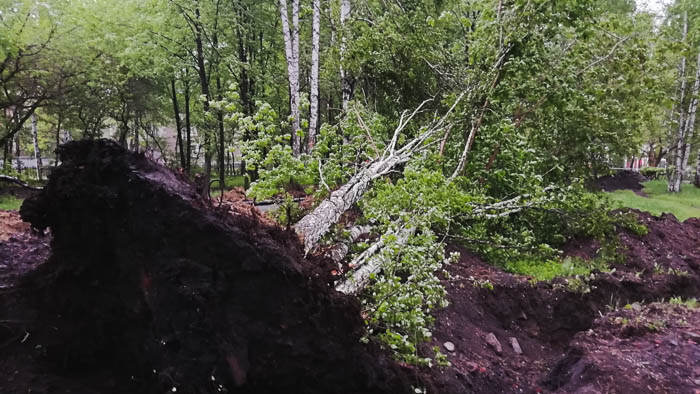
xmin=0 ymin=160 xmax=699 ymax=393
xmin=609 ymin=179 xmax=700 ymax=221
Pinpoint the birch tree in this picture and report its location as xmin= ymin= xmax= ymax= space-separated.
xmin=680 ymin=50 xmax=700 ymax=181
xmin=31 ymin=113 xmax=43 ymax=180
xmin=279 ymin=0 xmax=301 ymax=156
xmin=339 ymin=0 xmax=352 ymax=110
xmin=308 ymin=0 xmax=321 ymax=151
xmin=669 ymin=11 xmax=689 ymax=193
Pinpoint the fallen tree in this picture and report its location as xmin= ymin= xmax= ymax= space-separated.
xmin=0 ymin=175 xmax=43 ymax=190
xmin=16 ymin=140 xmax=414 ymax=394
xmin=295 ymin=94 xmax=463 ymax=253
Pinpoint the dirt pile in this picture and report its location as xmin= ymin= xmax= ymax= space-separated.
xmin=546 ymin=302 xmax=700 ymax=393
xmin=0 ymin=211 xmax=30 ymax=241
xmin=425 ymin=209 xmax=700 ymax=394
xmin=4 ymin=139 xmax=413 ymax=394
xmin=593 ymin=170 xmax=647 ymax=192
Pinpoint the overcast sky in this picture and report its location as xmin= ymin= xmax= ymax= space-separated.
xmin=636 ymin=0 xmax=671 ymax=15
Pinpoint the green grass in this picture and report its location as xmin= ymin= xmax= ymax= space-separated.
xmin=505 ymin=257 xmax=601 ymax=281
xmin=0 ymin=195 xmax=23 ymax=211
xmin=608 ymin=180 xmax=700 ymax=221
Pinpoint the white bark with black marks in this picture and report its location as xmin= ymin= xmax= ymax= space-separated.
xmin=340 ymin=0 xmax=352 ymax=110
xmin=279 ymin=0 xmax=301 ymax=155
xmin=308 ymin=0 xmax=321 ymax=151
xmin=669 ymin=11 xmax=689 ymax=193
xmin=294 ymin=95 xmax=463 ymax=253
xmin=31 ymin=113 xmax=43 ymax=181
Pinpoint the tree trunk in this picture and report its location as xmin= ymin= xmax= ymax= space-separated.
xmin=294 ymin=96 xmax=460 ymax=252
xmin=695 ymin=148 xmax=700 ymax=188
xmin=217 ymin=75 xmax=226 ymax=195
xmin=335 ymin=227 xmax=415 ymax=295
xmin=669 ymin=11 xmax=688 ymax=193
xmin=680 ymin=50 xmax=700 ymax=178
xmin=279 ymin=0 xmax=301 ymax=155
xmin=194 ymin=6 xmax=212 ymax=196
xmin=31 ymin=113 xmax=43 ymax=180
xmin=15 ymin=132 xmax=22 ymax=175
xmin=184 ymin=79 xmax=192 ymax=173
xmin=171 ymin=78 xmax=186 ymax=169
xmin=340 ymin=0 xmax=352 ymax=111
xmin=3 ymin=140 xmax=9 ymax=169
xmin=308 ymin=0 xmax=321 ymax=152
xmin=55 ymin=113 xmax=62 ymax=167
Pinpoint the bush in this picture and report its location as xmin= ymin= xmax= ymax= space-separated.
xmin=640 ymin=167 xmax=665 ymax=180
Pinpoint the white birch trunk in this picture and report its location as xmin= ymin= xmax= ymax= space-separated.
xmin=669 ymin=11 xmax=688 ymax=193
xmin=680 ymin=50 xmax=700 ymax=177
xmin=335 ymin=227 xmax=415 ymax=295
xmin=31 ymin=113 xmax=42 ymax=180
xmin=279 ymin=0 xmax=301 ymax=156
xmin=340 ymin=0 xmax=352 ymax=111
xmin=308 ymin=0 xmax=321 ymax=151
xmin=294 ymin=95 xmax=462 ymax=253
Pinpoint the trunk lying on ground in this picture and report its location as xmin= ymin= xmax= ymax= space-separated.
xmin=17 ymin=139 xmax=412 ymax=394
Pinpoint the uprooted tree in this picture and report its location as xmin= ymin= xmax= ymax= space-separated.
xmin=17 ymin=140 xmax=415 ymax=394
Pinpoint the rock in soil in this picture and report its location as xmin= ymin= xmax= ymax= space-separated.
xmin=484 ymin=332 xmax=502 ymax=354
xmin=509 ymin=337 xmax=522 ymax=355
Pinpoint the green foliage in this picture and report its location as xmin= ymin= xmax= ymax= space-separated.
xmin=669 ymin=297 xmax=698 ymax=308
xmin=0 ymin=194 xmax=23 ymax=211
xmin=639 ymin=167 xmax=666 ymax=180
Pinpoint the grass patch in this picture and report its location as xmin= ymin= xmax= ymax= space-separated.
xmin=505 ymin=257 xmax=602 ymax=281
xmin=608 ymin=180 xmax=700 ymax=221
xmin=0 ymin=194 xmax=23 ymax=211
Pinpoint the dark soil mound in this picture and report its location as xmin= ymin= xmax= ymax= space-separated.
xmin=546 ymin=302 xmax=700 ymax=393
xmin=425 ymin=209 xmax=700 ymax=394
xmin=593 ymin=170 xmax=647 ymax=192
xmin=3 ymin=140 xmax=412 ymax=394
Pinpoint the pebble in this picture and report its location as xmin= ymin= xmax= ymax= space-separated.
xmin=484 ymin=332 xmax=502 ymax=354
xmin=443 ymin=341 xmax=455 ymax=352
xmin=510 ymin=337 xmax=523 ymax=354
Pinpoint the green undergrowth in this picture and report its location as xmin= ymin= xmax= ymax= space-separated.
xmin=0 ymin=194 xmax=23 ymax=211
xmin=609 ymin=180 xmax=700 ymax=221
xmin=505 ymin=256 xmax=608 ymax=282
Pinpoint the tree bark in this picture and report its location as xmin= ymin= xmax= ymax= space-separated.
xmin=669 ymin=11 xmax=689 ymax=193
xmin=294 ymin=96 xmax=461 ymax=253
xmin=171 ymin=78 xmax=186 ymax=169
xmin=279 ymin=0 xmax=301 ymax=156
xmin=308 ymin=0 xmax=321 ymax=152
xmin=194 ymin=5 xmax=212 ymax=196
xmin=55 ymin=112 xmax=62 ymax=167
xmin=15 ymin=132 xmax=22 ymax=175
xmin=217 ymin=75 xmax=226 ymax=195
xmin=31 ymin=113 xmax=43 ymax=180
xmin=184 ymin=78 xmax=192 ymax=173
xmin=340 ymin=0 xmax=352 ymax=111
xmin=680 ymin=50 xmax=700 ymax=179
xmin=335 ymin=227 xmax=414 ymax=295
